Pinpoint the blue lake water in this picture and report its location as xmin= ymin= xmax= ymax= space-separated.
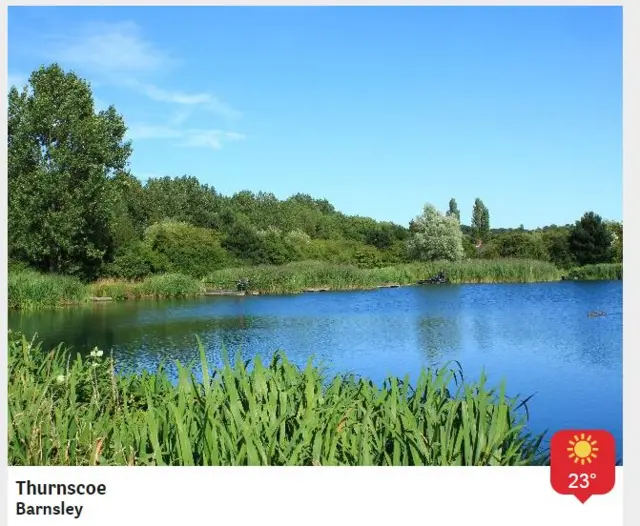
xmin=8 ymin=280 xmax=623 ymax=460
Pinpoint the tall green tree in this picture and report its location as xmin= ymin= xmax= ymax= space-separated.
xmin=604 ymin=220 xmax=623 ymax=263
xmin=8 ymin=64 xmax=131 ymax=279
xmin=446 ymin=198 xmax=461 ymax=222
xmin=568 ymin=212 xmax=613 ymax=266
xmin=470 ymin=198 xmax=490 ymax=244
xmin=407 ymin=204 xmax=464 ymax=261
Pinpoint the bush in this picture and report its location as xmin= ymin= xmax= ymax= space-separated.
xmin=489 ymin=232 xmax=548 ymax=261
xmin=102 ymin=242 xmax=165 ymax=280
xmin=144 ymin=221 xmax=227 ymax=278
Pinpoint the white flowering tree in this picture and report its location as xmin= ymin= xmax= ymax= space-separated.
xmin=407 ymin=203 xmax=465 ymax=261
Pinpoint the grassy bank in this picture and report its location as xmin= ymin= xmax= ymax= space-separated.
xmin=89 ymin=273 xmax=204 ymax=301
xmin=9 ymin=271 xmax=205 ymax=309
xmin=11 ymin=258 xmax=619 ymax=310
xmin=566 ymin=263 xmax=622 ymax=281
xmin=204 ymin=259 xmax=562 ymax=294
xmin=8 ymin=270 xmax=88 ymax=310
xmin=8 ymin=333 xmax=547 ymax=466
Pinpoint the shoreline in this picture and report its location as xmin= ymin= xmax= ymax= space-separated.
xmin=12 ymin=275 xmax=621 ymax=310
xmin=9 ymin=260 xmax=622 ymax=311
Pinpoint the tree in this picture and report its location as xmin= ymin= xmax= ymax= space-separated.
xmin=144 ymin=221 xmax=227 ymax=277
xmin=8 ymin=64 xmax=131 ymax=279
xmin=568 ymin=212 xmax=613 ymax=266
xmin=446 ymin=198 xmax=461 ymax=222
xmin=542 ymin=228 xmax=574 ymax=269
xmin=470 ymin=198 xmax=490 ymax=244
xmin=490 ymin=231 xmax=548 ymax=260
xmin=406 ymin=204 xmax=464 ymax=261
xmin=604 ymin=220 xmax=623 ymax=263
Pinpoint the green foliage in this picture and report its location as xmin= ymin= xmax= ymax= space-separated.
xmin=90 ymin=273 xmax=204 ymax=301
xmin=407 ymin=204 xmax=464 ymax=261
xmin=8 ymin=270 xmax=88 ymax=310
xmin=569 ymin=212 xmax=613 ymax=266
xmin=566 ymin=263 xmax=622 ymax=281
xmin=446 ymin=198 xmax=461 ymax=222
xmin=143 ymin=175 xmax=220 ymax=229
xmin=8 ymin=333 xmax=547 ymax=466
xmin=541 ymin=228 xmax=574 ymax=269
xmin=486 ymin=232 xmax=548 ymax=261
xmin=221 ymin=221 xmax=267 ymax=264
xmin=605 ymin=221 xmax=623 ymax=263
xmin=471 ymin=198 xmax=490 ymax=244
xmin=144 ymin=221 xmax=227 ymax=278
xmin=101 ymin=242 xmax=162 ymax=280
xmin=8 ymin=64 xmax=131 ymax=280
xmin=204 ymin=259 xmax=561 ymax=294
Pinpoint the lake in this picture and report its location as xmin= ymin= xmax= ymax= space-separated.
xmin=9 ymin=280 xmax=623 ymax=460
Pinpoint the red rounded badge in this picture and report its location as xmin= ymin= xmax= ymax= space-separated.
xmin=550 ymin=429 xmax=616 ymax=503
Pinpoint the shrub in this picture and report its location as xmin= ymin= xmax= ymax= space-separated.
xmin=144 ymin=221 xmax=227 ymax=278
xmin=102 ymin=242 xmax=165 ymax=280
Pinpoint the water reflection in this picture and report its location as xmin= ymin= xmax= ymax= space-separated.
xmin=9 ymin=281 xmax=623 ymax=458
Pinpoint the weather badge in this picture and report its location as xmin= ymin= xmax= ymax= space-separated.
xmin=550 ymin=430 xmax=616 ymax=503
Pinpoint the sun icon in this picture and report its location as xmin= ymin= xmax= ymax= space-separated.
xmin=567 ymin=433 xmax=599 ymax=465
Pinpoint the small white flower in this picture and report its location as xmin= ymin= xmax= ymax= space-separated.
xmin=92 ymin=362 xmax=99 ymax=368
xmin=56 ymin=375 xmax=65 ymax=384
xmin=90 ymin=348 xmax=104 ymax=358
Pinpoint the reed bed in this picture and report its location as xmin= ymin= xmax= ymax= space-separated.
xmin=205 ymin=259 xmax=562 ymax=294
xmin=89 ymin=273 xmax=204 ymax=300
xmin=8 ymin=270 xmax=88 ymax=310
xmin=566 ymin=263 xmax=622 ymax=281
xmin=8 ymin=333 xmax=547 ymax=466
xmin=9 ymin=259 xmax=562 ymax=309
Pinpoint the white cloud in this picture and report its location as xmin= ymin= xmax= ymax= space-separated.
xmin=45 ymin=21 xmax=174 ymax=75
xmin=180 ymin=129 xmax=246 ymax=150
xmin=40 ymin=21 xmax=241 ymax=122
xmin=34 ymin=20 xmax=245 ymax=150
xmin=127 ymin=123 xmax=245 ymax=151
xmin=125 ymin=80 xmax=241 ymax=120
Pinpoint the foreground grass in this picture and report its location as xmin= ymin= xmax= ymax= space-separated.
xmin=204 ymin=259 xmax=562 ymax=294
xmin=566 ymin=263 xmax=622 ymax=281
xmin=8 ymin=333 xmax=547 ymax=466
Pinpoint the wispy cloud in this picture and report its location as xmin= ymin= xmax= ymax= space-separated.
xmin=179 ymin=129 xmax=245 ymax=150
xmin=124 ymin=80 xmax=241 ymax=120
xmin=127 ymin=123 xmax=245 ymax=151
xmin=35 ymin=20 xmax=245 ymax=150
xmin=45 ymin=21 xmax=174 ymax=75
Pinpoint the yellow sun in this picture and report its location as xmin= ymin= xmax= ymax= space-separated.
xmin=567 ymin=433 xmax=599 ymax=465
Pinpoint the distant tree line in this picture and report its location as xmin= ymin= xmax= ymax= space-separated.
xmin=8 ymin=64 xmax=622 ymax=281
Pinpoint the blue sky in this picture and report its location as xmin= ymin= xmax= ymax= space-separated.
xmin=8 ymin=6 xmax=622 ymax=228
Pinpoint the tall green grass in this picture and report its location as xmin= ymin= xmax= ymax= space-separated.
xmin=567 ymin=263 xmax=622 ymax=281
xmin=8 ymin=270 xmax=88 ymax=310
xmin=89 ymin=273 xmax=204 ymax=300
xmin=8 ymin=333 xmax=547 ymax=466
xmin=204 ymin=259 xmax=562 ymax=294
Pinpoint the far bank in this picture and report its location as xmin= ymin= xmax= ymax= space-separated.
xmin=8 ymin=260 xmax=622 ymax=310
